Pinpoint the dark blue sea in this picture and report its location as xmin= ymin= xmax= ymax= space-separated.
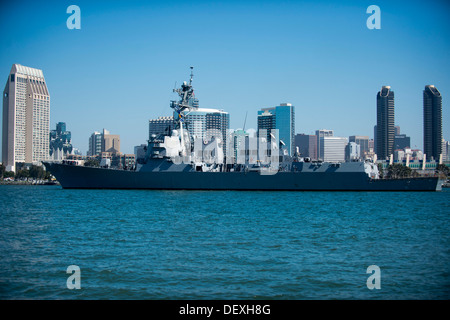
xmin=1 ymin=185 xmax=449 ymax=300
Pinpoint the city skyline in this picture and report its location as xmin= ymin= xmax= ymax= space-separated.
xmin=1 ymin=0 xmax=449 ymax=157
xmin=7 ymin=61 xmax=441 ymax=165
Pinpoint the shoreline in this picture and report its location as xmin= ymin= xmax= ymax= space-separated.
xmin=0 ymin=181 xmax=60 ymax=186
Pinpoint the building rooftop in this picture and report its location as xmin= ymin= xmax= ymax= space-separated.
xmin=425 ymin=84 xmax=441 ymax=96
xmin=12 ymin=64 xmax=44 ymax=79
xmin=187 ymin=108 xmax=228 ymax=114
xmin=149 ymin=116 xmax=174 ymax=122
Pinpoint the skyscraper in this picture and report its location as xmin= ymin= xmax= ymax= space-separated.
xmin=321 ymin=136 xmax=348 ymax=162
xmin=49 ymin=122 xmax=72 ymax=160
xmin=149 ymin=116 xmax=175 ymax=139
xmin=231 ymin=129 xmax=249 ymax=164
xmin=376 ymin=86 xmax=395 ymax=160
xmin=101 ymin=128 xmax=120 ymax=154
xmin=373 ymin=125 xmax=377 ymax=154
xmin=257 ymin=103 xmax=295 ymax=155
xmin=295 ymin=134 xmax=317 ymax=159
xmin=87 ymin=131 xmax=102 ymax=156
xmin=315 ymin=129 xmax=333 ymax=161
xmin=349 ymin=135 xmax=369 ymax=158
xmin=394 ymin=134 xmax=411 ymax=150
xmin=2 ymin=64 xmax=50 ymax=171
xmin=87 ymin=129 xmax=120 ymax=156
xmin=345 ymin=142 xmax=361 ymax=162
xmin=444 ymin=140 xmax=450 ymax=162
xmin=423 ymin=85 xmax=442 ymax=160
xmin=180 ymin=107 xmax=230 ymax=156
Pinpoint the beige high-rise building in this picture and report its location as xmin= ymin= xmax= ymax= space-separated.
xmin=2 ymin=64 xmax=50 ymax=172
xmin=101 ymin=128 xmax=120 ymax=154
xmin=87 ymin=129 xmax=120 ymax=156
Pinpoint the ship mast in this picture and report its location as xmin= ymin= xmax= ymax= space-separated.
xmin=171 ymin=67 xmax=196 ymax=119
xmin=170 ymin=67 xmax=197 ymax=156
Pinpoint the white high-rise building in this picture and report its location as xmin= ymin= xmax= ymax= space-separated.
xmin=321 ymin=136 xmax=348 ymax=162
xmin=87 ymin=131 xmax=102 ymax=156
xmin=2 ymin=64 xmax=50 ymax=171
xmin=315 ymin=129 xmax=334 ymax=161
xmin=443 ymin=139 xmax=449 ymax=162
xmin=177 ymin=108 xmax=230 ymax=155
xmin=345 ymin=141 xmax=361 ymax=162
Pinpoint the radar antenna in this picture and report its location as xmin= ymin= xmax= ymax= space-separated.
xmin=170 ymin=67 xmax=197 ymax=126
xmin=189 ymin=66 xmax=194 ymax=86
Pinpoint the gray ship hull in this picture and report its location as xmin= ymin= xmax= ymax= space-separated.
xmin=43 ymin=162 xmax=442 ymax=191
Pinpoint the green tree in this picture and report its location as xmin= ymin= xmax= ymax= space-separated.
xmin=400 ymin=165 xmax=412 ymax=178
xmin=387 ymin=163 xmax=412 ymax=179
xmin=4 ymin=171 xmax=14 ymax=179
xmin=84 ymin=158 xmax=100 ymax=167
xmin=0 ymin=163 xmax=5 ymax=179
xmin=29 ymin=165 xmax=46 ymax=180
xmin=387 ymin=164 xmax=399 ymax=179
xmin=436 ymin=164 xmax=449 ymax=177
xmin=15 ymin=169 xmax=30 ymax=179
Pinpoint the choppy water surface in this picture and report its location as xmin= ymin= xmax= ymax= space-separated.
xmin=1 ymin=185 xmax=449 ymax=299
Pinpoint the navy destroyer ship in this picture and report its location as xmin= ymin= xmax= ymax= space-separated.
xmin=44 ymin=69 xmax=442 ymax=191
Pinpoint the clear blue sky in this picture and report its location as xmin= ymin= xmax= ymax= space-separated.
xmin=1 ymin=0 xmax=449 ymax=155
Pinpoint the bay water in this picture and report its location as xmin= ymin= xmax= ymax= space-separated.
xmin=1 ymin=185 xmax=449 ymax=299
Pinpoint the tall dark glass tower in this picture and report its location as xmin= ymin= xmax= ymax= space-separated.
xmin=376 ymin=86 xmax=395 ymax=160
xmin=423 ymin=85 xmax=442 ymax=160
xmin=257 ymin=104 xmax=295 ymax=156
